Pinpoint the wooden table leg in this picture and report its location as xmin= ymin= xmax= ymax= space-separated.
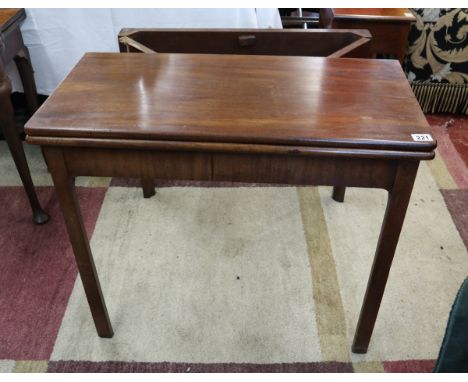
xmin=14 ymin=46 xmax=39 ymax=114
xmin=0 ymin=73 xmax=48 ymax=224
xmin=141 ymin=177 xmax=155 ymax=198
xmin=352 ymin=161 xmax=419 ymax=353
xmin=332 ymin=186 xmax=346 ymax=202
xmin=14 ymin=45 xmax=51 ymax=169
xmin=44 ymin=147 xmax=114 ymax=338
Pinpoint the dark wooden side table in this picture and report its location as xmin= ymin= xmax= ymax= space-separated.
xmin=0 ymin=8 xmax=48 ymax=224
xmin=320 ymin=8 xmax=416 ymax=63
xmin=26 ymin=53 xmax=436 ymax=353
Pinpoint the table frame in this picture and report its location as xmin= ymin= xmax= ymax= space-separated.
xmin=30 ymin=135 xmax=432 ymax=353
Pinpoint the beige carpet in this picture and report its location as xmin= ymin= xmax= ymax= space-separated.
xmin=49 ymin=164 xmax=467 ymax=364
xmin=1 ymin=140 xmax=467 ymax=372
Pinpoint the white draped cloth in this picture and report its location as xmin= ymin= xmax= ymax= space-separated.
xmin=8 ymin=8 xmax=282 ymax=95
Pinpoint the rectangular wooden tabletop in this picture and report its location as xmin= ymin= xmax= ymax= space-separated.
xmin=25 ymin=53 xmax=435 ymax=153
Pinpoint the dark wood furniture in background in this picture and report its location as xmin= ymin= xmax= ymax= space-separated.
xmin=0 ymin=8 xmax=48 ymax=224
xmin=320 ymin=8 xmax=416 ymax=63
xmin=26 ymin=53 xmax=435 ymax=353
xmin=118 ymin=28 xmax=372 ymax=198
xmin=118 ymin=28 xmax=371 ymax=58
xmin=279 ymin=8 xmax=321 ymax=29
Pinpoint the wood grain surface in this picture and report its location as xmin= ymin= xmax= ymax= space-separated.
xmin=25 ymin=53 xmax=435 ymax=153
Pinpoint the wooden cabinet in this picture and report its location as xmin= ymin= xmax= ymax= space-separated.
xmin=320 ymin=8 xmax=416 ymax=63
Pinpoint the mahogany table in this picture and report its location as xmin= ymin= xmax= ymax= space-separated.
xmin=26 ymin=53 xmax=436 ymax=353
xmin=0 ymin=8 xmax=48 ymax=224
xmin=320 ymin=8 xmax=416 ymax=63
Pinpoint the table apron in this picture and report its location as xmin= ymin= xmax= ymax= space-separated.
xmin=54 ymin=146 xmax=400 ymax=190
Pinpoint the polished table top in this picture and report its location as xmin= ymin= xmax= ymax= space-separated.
xmin=26 ymin=53 xmax=434 ymax=153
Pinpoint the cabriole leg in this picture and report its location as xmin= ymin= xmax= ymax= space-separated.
xmin=0 ymin=73 xmax=48 ymax=224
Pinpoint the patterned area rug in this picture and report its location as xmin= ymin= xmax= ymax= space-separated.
xmin=0 ymin=115 xmax=467 ymax=373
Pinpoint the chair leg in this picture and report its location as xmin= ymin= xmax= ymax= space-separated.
xmin=0 ymin=72 xmax=48 ymax=224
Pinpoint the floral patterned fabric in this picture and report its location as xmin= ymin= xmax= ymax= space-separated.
xmin=404 ymin=8 xmax=467 ymax=114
